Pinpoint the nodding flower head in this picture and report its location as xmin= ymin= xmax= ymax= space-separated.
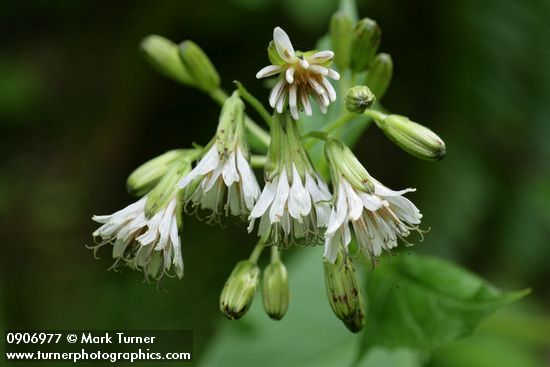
xmin=91 ymin=160 xmax=191 ymax=281
xmin=179 ymin=93 xmax=261 ymax=222
xmin=256 ymin=27 xmax=340 ymax=120
xmin=248 ymin=113 xmax=331 ymax=247
xmin=323 ymin=138 xmax=424 ymax=263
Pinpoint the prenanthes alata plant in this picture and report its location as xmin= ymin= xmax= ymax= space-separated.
xmin=256 ymin=27 xmax=340 ymax=120
xmin=91 ymin=0 xmax=447 ymax=331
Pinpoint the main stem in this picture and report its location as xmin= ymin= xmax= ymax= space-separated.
xmin=249 ymin=241 xmax=265 ymax=263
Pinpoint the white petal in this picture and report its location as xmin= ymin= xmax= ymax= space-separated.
xmin=269 ymin=79 xmax=285 ymax=108
xmin=326 ymin=183 xmax=348 ymax=234
xmin=308 ymin=78 xmax=326 ymax=95
xmin=179 ymin=145 xmax=219 ymax=188
xmin=269 ymin=168 xmax=290 ymax=223
xmin=275 ymin=91 xmax=286 ymax=113
xmin=236 ymin=148 xmax=260 ymax=209
xmin=308 ymin=64 xmax=329 ymax=76
xmin=321 ymin=77 xmax=337 ymax=102
xmin=289 ymin=84 xmax=298 ymax=120
xmin=343 ymin=180 xmax=363 ymax=221
xmin=301 ymin=93 xmax=312 ymax=116
xmin=273 ymin=27 xmax=295 ymax=62
xmin=327 ymin=69 xmax=340 ymax=80
xmin=358 ymin=192 xmax=384 ymax=211
xmin=374 ymin=180 xmax=416 ymax=197
xmin=286 ymin=67 xmax=295 ymax=84
xmin=249 ymin=180 xmax=277 ymax=219
xmin=307 ymin=50 xmax=334 ymax=63
xmin=386 ymin=196 xmax=422 ymax=224
xmin=221 ymin=151 xmax=240 ymax=186
xmin=256 ymin=65 xmax=283 ymax=79
xmin=323 ymin=233 xmax=340 ymax=263
xmin=288 ymin=165 xmax=311 ymax=219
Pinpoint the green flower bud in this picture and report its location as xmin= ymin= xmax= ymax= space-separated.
xmin=144 ymin=160 xmax=191 ymax=218
xmin=127 ymin=149 xmax=188 ymax=197
xmin=365 ymin=53 xmax=393 ymax=99
xmin=350 ymin=18 xmax=381 ymax=73
xmin=215 ymin=91 xmax=246 ymax=156
xmin=324 ymin=138 xmax=375 ymax=194
xmin=345 ymin=85 xmax=376 ymax=114
xmin=219 ymin=260 xmax=260 ymax=320
xmin=323 ymin=252 xmax=364 ymax=332
xmin=342 ymin=289 xmax=366 ymax=333
xmin=178 ymin=41 xmax=220 ymax=93
xmin=375 ymin=114 xmax=446 ymax=161
xmin=330 ymin=11 xmax=354 ymax=70
xmin=262 ymin=261 xmax=290 ymax=320
xmin=140 ymin=35 xmax=195 ymax=86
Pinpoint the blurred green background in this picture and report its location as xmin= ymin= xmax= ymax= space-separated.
xmin=1 ymin=0 xmax=549 ymax=366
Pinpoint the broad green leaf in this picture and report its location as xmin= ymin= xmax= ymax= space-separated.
xmin=428 ymin=334 xmax=546 ymax=367
xmin=359 ymin=254 xmax=529 ymax=356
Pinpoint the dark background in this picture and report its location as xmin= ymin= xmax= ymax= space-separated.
xmin=1 ymin=0 xmax=549 ymax=365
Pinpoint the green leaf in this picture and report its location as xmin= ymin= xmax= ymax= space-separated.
xmin=359 ymin=254 xmax=529 ymax=356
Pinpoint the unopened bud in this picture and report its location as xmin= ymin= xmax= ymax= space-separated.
xmin=215 ymin=92 xmax=246 ymax=155
xmin=376 ymin=114 xmax=446 ymax=161
xmin=345 ymin=86 xmax=376 ymax=114
xmin=219 ymin=260 xmax=260 ymax=320
xmin=127 ymin=150 xmax=187 ymax=196
xmin=140 ymin=35 xmax=195 ymax=86
xmin=178 ymin=41 xmax=220 ymax=93
xmin=365 ymin=53 xmax=393 ymax=99
xmin=342 ymin=289 xmax=366 ymax=333
xmin=350 ymin=18 xmax=381 ymax=72
xmin=330 ymin=11 xmax=353 ymax=70
xmin=144 ymin=160 xmax=191 ymax=218
xmin=262 ymin=261 xmax=290 ymax=320
xmin=323 ymin=252 xmax=364 ymax=332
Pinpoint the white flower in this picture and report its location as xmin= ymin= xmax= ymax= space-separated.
xmin=248 ymin=164 xmax=331 ymax=246
xmin=256 ymin=27 xmax=340 ymax=120
xmin=324 ymin=178 xmax=423 ymax=263
xmin=179 ymin=143 xmax=261 ymax=220
xmin=91 ymin=195 xmax=184 ymax=280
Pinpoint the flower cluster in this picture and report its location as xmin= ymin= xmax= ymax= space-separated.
xmin=92 ymin=17 xmax=445 ymax=332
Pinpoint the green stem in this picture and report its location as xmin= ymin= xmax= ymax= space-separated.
xmin=270 ymin=246 xmax=281 ymax=262
xmin=362 ymin=109 xmax=386 ymax=124
xmin=324 ymin=112 xmax=356 ymax=134
xmin=250 ymin=154 xmax=267 ymax=168
xmin=235 ymin=81 xmax=272 ymax=127
xmin=249 ymin=241 xmax=265 ymax=263
xmin=209 ymin=88 xmax=227 ymax=105
xmin=209 ymin=88 xmax=271 ymax=148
